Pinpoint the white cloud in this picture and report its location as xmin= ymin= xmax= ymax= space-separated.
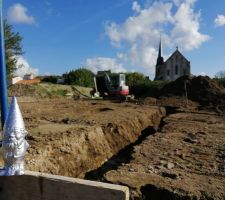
xmin=105 ymin=1 xmax=173 ymax=47
xmin=199 ymin=72 xmax=206 ymax=76
xmin=84 ymin=57 xmax=126 ymax=74
xmin=171 ymin=0 xmax=210 ymax=50
xmin=132 ymin=1 xmax=141 ymax=13
xmin=102 ymin=0 xmax=210 ymax=78
xmin=14 ymin=56 xmax=39 ymax=77
xmin=214 ymin=14 xmax=225 ymax=27
xmin=7 ymin=3 xmax=35 ymax=24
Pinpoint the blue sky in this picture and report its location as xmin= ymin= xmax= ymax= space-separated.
xmin=3 ymin=0 xmax=225 ymax=79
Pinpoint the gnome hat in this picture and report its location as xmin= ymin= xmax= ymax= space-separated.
xmin=3 ymin=96 xmax=26 ymax=137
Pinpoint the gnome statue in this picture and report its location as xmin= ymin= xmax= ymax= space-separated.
xmin=0 ymin=96 xmax=29 ymax=176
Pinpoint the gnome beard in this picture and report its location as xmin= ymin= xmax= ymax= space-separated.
xmin=0 ymin=97 xmax=29 ymax=176
xmin=1 ymin=130 xmax=29 ymax=175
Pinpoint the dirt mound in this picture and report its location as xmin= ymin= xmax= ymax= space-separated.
xmin=159 ymin=76 xmax=225 ymax=112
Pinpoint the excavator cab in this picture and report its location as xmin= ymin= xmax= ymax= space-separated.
xmin=94 ymin=71 xmax=129 ymax=99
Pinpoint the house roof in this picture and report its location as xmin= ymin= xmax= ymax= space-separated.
xmin=16 ymin=78 xmax=41 ymax=85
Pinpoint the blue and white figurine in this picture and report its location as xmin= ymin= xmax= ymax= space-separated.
xmin=0 ymin=96 xmax=29 ymax=176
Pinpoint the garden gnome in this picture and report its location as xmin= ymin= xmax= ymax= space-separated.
xmin=0 ymin=96 xmax=29 ymax=176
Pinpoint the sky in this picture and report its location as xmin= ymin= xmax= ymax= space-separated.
xmin=3 ymin=0 xmax=225 ymax=79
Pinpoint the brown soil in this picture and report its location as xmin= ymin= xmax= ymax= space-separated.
xmin=0 ymin=77 xmax=225 ymax=200
xmin=11 ymin=98 xmax=165 ymax=179
xmin=104 ymin=110 xmax=225 ymax=199
xmin=160 ymin=76 xmax=225 ymax=113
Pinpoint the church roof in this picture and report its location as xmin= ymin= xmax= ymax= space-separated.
xmin=165 ymin=48 xmax=190 ymax=63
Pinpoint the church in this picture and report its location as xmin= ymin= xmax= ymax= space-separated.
xmin=154 ymin=40 xmax=191 ymax=81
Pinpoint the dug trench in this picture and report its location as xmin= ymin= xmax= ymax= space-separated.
xmin=84 ymin=106 xmax=179 ymax=182
xmin=84 ymin=126 xmax=157 ymax=181
xmin=97 ymin=108 xmax=225 ymax=200
xmin=17 ymin=99 xmax=167 ymax=179
xmin=1 ymin=98 xmax=224 ymax=199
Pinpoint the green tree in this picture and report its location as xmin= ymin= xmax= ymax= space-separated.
xmin=4 ymin=20 xmax=23 ymax=77
xmin=65 ymin=68 xmax=94 ymax=87
xmin=215 ymin=70 xmax=225 ymax=79
xmin=214 ymin=71 xmax=225 ymax=88
xmin=41 ymin=76 xmax=59 ymax=84
xmin=125 ymin=72 xmax=149 ymax=86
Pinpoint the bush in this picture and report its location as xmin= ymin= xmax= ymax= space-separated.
xmin=130 ymin=80 xmax=170 ymax=98
xmin=42 ymin=76 xmax=59 ymax=84
xmin=64 ymin=68 xmax=94 ymax=87
xmin=214 ymin=78 xmax=225 ymax=88
xmin=125 ymin=72 xmax=149 ymax=86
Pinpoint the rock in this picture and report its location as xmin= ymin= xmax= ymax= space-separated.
xmin=128 ymin=168 xmax=135 ymax=172
xmin=147 ymin=165 xmax=154 ymax=171
xmin=59 ymin=146 xmax=71 ymax=154
xmin=167 ymin=162 xmax=175 ymax=169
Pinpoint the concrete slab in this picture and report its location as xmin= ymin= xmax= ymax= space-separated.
xmin=0 ymin=171 xmax=129 ymax=200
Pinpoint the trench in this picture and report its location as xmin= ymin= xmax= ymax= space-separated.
xmin=85 ymin=106 xmax=178 ymax=182
xmin=84 ymin=105 xmax=181 ymax=199
xmin=84 ymin=126 xmax=156 ymax=181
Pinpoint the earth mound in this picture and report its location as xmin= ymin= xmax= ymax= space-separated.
xmin=159 ymin=76 xmax=225 ymax=113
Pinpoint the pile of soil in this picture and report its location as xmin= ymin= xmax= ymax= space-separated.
xmin=159 ymin=76 xmax=225 ymax=113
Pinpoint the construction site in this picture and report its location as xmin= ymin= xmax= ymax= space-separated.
xmin=0 ymin=75 xmax=224 ymax=199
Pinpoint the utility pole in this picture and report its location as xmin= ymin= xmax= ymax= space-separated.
xmin=0 ymin=0 xmax=8 ymax=127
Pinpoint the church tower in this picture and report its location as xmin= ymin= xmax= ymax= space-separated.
xmin=156 ymin=38 xmax=164 ymax=66
xmin=154 ymin=38 xmax=191 ymax=81
xmin=154 ymin=39 xmax=164 ymax=80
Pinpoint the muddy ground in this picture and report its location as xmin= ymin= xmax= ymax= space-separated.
xmin=0 ymin=96 xmax=225 ymax=200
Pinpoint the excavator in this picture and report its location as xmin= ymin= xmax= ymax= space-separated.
xmin=92 ymin=70 xmax=129 ymax=100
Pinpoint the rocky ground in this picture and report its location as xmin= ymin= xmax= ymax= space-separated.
xmin=103 ymin=109 xmax=225 ymax=199
xmin=11 ymin=98 xmax=165 ymax=179
xmin=0 ymin=76 xmax=225 ymax=199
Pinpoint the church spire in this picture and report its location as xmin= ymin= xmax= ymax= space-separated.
xmin=156 ymin=37 xmax=164 ymax=66
xmin=158 ymin=37 xmax=162 ymax=58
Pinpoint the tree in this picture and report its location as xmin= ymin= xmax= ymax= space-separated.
xmin=42 ymin=75 xmax=59 ymax=84
xmin=64 ymin=68 xmax=94 ymax=87
xmin=125 ymin=72 xmax=149 ymax=86
xmin=215 ymin=70 xmax=225 ymax=79
xmin=4 ymin=20 xmax=23 ymax=77
xmin=214 ymin=70 xmax=225 ymax=88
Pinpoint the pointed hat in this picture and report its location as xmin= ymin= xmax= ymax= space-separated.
xmin=3 ymin=96 xmax=26 ymax=136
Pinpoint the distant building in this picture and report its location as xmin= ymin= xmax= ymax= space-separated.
xmin=154 ymin=39 xmax=191 ymax=81
xmin=57 ymin=78 xmax=65 ymax=84
xmin=23 ymin=73 xmax=35 ymax=80
xmin=9 ymin=76 xmax=23 ymax=85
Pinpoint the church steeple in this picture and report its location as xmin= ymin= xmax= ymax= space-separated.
xmin=158 ymin=38 xmax=162 ymax=58
xmin=156 ymin=38 xmax=164 ymax=66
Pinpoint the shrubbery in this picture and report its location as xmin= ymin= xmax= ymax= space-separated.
xmin=64 ymin=68 xmax=94 ymax=87
xmin=214 ymin=78 xmax=225 ymax=88
xmin=42 ymin=76 xmax=59 ymax=84
xmin=214 ymin=71 xmax=225 ymax=88
xmin=125 ymin=72 xmax=169 ymax=98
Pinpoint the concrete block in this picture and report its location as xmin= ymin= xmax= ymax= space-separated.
xmin=0 ymin=171 xmax=129 ymax=200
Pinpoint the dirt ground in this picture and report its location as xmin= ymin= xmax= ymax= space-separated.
xmin=9 ymin=97 xmax=165 ymax=179
xmin=104 ymin=109 xmax=225 ymax=199
xmin=0 ymin=95 xmax=224 ymax=200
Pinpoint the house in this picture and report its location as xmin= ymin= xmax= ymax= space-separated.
xmin=154 ymin=39 xmax=191 ymax=81
xmin=23 ymin=73 xmax=35 ymax=80
xmin=57 ymin=78 xmax=65 ymax=84
xmin=9 ymin=76 xmax=23 ymax=85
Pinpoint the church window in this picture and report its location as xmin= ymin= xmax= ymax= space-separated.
xmin=183 ymin=69 xmax=186 ymax=75
xmin=167 ymin=70 xmax=170 ymax=76
xmin=175 ymin=65 xmax=178 ymax=75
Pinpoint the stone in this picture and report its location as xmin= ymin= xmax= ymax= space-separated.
xmin=167 ymin=162 xmax=175 ymax=169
